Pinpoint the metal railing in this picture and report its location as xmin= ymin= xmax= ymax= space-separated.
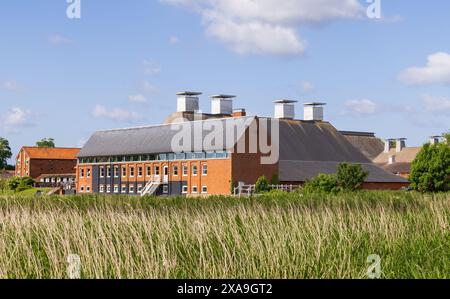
xmin=233 ymin=184 xmax=300 ymax=197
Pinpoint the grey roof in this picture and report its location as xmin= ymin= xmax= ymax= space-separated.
xmin=340 ymin=132 xmax=384 ymax=160
xmin=277 ymin=120 xmax=371 ymax=163
xmin=279 ymin=160 xmax=408 ymax=183
xmin=78 ymin=117 xmax=256 ymax=157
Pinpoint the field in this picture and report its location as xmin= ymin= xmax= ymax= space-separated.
xmin=0 ymin=191 xmax=448 ymax=279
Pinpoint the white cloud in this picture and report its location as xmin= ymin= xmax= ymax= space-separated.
xmin=92 ymin=105 xmax=142 ymax=122
xmin=128 ymin=94 xmax=148 ymax=103
xmin=1 ymin=107 xmax=35 ymax=132
xmin=399 ymin=52 xmax=450 ymax=85
xmin=169 ymin=36 xmax=180 ymax=44
xmin=143 ymin=60 xmax=161 ymax=76
xmin=300 ymin=81 xmax=314 ymax=92
xmin=141 ymin=81 xmax=159 ymax=94
xmin=344 ymin=99 xmax=379 ymax=116
xmin=2 ymin=80 xmax=23 ymax=92
xmin=48 ymin=34 xmax=73 ymax=45
xmin=421 ymin=94 xmax=450 ymax=113
xmin=163 ymin=0 xmax=363 ymax=56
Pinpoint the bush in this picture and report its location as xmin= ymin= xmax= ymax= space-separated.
xmin=303 ymin=173 xmax=339 ymax=193
xmin=255 ymin=176 xmax=270 ymax=193
xmin=271 ymin=174 xmax=280 ymax=185
xmin=337 ymin=163 xmax=368 ymax=191
xmin=7 ymin=176 xmax=34 ymax=192
xmin=410 ymin=143 xmax=450 ymax=192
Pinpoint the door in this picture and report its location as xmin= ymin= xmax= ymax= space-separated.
xmin=163 ymin=166 xmax=169 ymax=183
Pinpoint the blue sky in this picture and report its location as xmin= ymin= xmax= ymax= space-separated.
xmin=1 ymin=0 xmax=449 ymax=162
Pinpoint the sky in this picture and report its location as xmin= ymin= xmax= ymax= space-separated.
xmin=1 ymin=0 xmax=449 ymax=163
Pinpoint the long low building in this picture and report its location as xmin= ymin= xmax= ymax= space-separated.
xmin=76 ymin=92 xmax=409 ymax=196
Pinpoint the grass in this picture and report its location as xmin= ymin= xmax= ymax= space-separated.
xmin=0 ymin=191 xmax=448 ymax=279
xmin=0 ymin=187 xmax=53 ymax=196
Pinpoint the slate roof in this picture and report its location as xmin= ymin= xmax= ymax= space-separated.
xmin=340 ymin=131 xmax=384 ymax=160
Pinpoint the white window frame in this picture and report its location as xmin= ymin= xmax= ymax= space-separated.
xmin=129 ymin=185 xmax=135 ymax=194
xmin=192 ymin=186 xmax=198 ymax=194
xmin=107 ymin=166 xmax=111 ymax=178
xmin=86 ymin=186 xmax=91 ymax=193
xmin=114 ymin=185 xmax=119 ymax=193
xmin=87 ymin=169 xmax=91 ymax=178
xmin=137 ymin=184 xmax=143 ymax=193
xmin=146 ymin=166 xmax=151 ymax=177
xmin=173 ymin=165 xmax=179 ymax=176
xmin=107 ymin=185 xmax=111 ymax=193
xmin=138 ymin=166 xmax=143 ymax=177
xmin=183 ymin=165 xmax=188 ymax=177
xmin=80 ymin=186 xmax=85 ymax=193
xmin=155 ymin=166 xmax=160 ymax=177
xmin=122 ymin=167 xmax=127 ymax=177
xmin=121 ymin=185 xmax=127 ymax=193
xmin=202 ymin=186 xmax=208 ymax=194
xmin=182 ymin=185 xmax=188 ymax=194
xmin=100 ymin=185 xmax=105 ymax=193
xmin=192 ymin=165 xmax=198 ymax=176
xmin=114 ymin=166 xmax=119 ymax=178
xmin=100 ymin=167 xmax=105 ymax=178
xmin=202 ymin=164 xmax=207 ymax=176
xmin=80 ymin=169 xmax=85 ymax=178
xmin=129 ymin=166 xmax=135 ymax=178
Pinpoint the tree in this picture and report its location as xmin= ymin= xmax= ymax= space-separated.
xmin=36 ymin=138 xmax=55 ymax=148
xmin=336 ymin=163 xmax=369 ymax=191
xmin=443 ymin=131 xmax=450 ymax=145
xmin=255 ymin=176 xmax=270 ymax=193
xmin=304 ymin=173 xmax=339 ymax=193
xmin=0 ymin=137 xmax=12 ymax=170
xmin=410 ymin=143 xmax=450 ymax=193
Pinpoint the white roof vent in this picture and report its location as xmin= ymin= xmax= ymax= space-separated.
xmin=274 ymin=100 xmax=297 ymax=119
xmin=177 ymin=91 xmax=202 ymax=112
xmin=396 ymin=138 xmax=407 ymax=153
xmin=304 ymin=102 xmax=326 ymax=121
xmin=210 ymin=95 xmax=235 ymax=115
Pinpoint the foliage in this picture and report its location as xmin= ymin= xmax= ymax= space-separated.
xmin=336 ymin=163 xmax=369 ymax=191
xmin=255 ymin=176 xmax=270 ymax=193
xmin=410 ymin=143 xmax=450 ymax=192
xmin=7 ymin=176 xmax=34 ymax=192
xmin=0 ymin=192 xmax=448 ymax=278
xmin=230 ymin=179 xmax=237 ymax=195
xmin=303 ymin=173 xmax=339 ymax=193
xmin=0 ymin=138 xmax=12 ymax=169
xmin=443 ymin=131 xmax=450 ymax=145
xmin=36 ymin=138 xmax=55 ymax=148
xmin=270 ymin=174 xmax=280 ymax=185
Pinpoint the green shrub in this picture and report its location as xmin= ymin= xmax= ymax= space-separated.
xmin=7 ymin=176 xmax=34 ymax=192
xmin=271 ymin=174 xmax=280 ymax=185
xmin=336 ymin=163 xmax=368 ymax=191
xmin=410 ymin=143 xmax=450 ymax=192
xmin=303 ymin=173 xmax=339 ymax=193
xmin=255 ymin=176 xmax=270 ymax=193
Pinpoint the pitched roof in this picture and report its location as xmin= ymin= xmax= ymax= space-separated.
xmin=381 ymin=162 xmax=412 ymax=174
xmin=78 ymin=117 xmax=256 ymax=157
xmin=22 ymin=147 xmax=80 ymax=160
xmin=340 ymin=131 xmax=384 ymax=160
xmin=279 ymin=160 xmax=408 ymax=183
xmin=373 ymin=147 xmax=421 ymax=164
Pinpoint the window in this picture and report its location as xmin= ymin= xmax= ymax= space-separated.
xmin=138 ymin=166 xmax=143 ymax=177
xmin=192 ymin=186 xmax=198 ymax=194
xmin=173 ymin=165 xmax=179 ymax=176
xmin=80 ymin=186 xmax=85 ymax=193
xmin=114 ymin=167 xmax=119 ymax=178
xmin=155 ymin=166 xmax=160 ymax=176
xmin=129 ymin=185 xmax=135 ymax=193
xmin=86 ymin=186 xmax=91 ymax=193
xmin=100 ymin=185 xmax=105 ymax=193
xmin=122 ymin=167 xmax=127 ymax=177
xmin=130 ymin=167 xmax=135 ymax=177
xmin=202 ymin=186 xmax=208 ymax=194
xmin=80 ymin=169 xmax=85 ymax=178
xmin=107 ymin=167 xmax=111 ymax=178
xmin=107 ymin=185 xmax=111 ymax=193
xmin=146 ymin=166 xmax=151 ymax=177
xmin=87 ymin=169 xmax=91 ymax=178
xmin=121 ymin=185 xmax=127 ymax=193
xmin=183 ymin=165 xmax=188 ymax=176
xmin=114 ymin=185 xmax=119 ymax=193
xmin=163 ymin=185 xmax=169 ymax=194
xmin=137 ymin=184 xmax=143 ymax=193
xmin=202 ymin=164 xmax=207 ymax=176
xmin=100 ymin=167 xmax=105 ymax=178
xmin=192 ymin=165 xmax=198 ymax=176
xmin=182 ymin=185 xmax=188 ymax=194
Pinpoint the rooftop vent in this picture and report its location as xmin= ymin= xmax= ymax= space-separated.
xmin=177 ymin=91 xmax=202 ymax=113
xmin=396 ymin=138 xmax=407 ymax=153
xmin=384 ymin=139 xmax=395 ymax=153
xmin=210 ymin=95 xmax=235 ymax=115
xmin=388 ymin=155 xmax=396 ymax=165
xmin=304 ymin=102 xmax=326 ymax=121
xmin=274 ymin=100 xmax=297 ymax=119
xmin=430 ymin=136 xmax=441 ymax=145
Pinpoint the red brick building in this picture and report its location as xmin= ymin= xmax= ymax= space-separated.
xmin=15 ymin=147 xmax=80 ymax=180
xmin=76 ymin=92 xmax=409 ymax=196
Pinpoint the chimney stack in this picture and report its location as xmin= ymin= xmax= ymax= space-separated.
xmin=430 ymin=136 xmax=441 ymax=145
xmin=232 ymin=109 xmax=246 ymax=117
xmin=396 ymin=138 xmax=407 ymax=153
xmin=388 ymin=155 xmax=396 ymax=165
xmin=304 ymin=102 xmax=326 ymax=121
xmin=210 ymin=95 xmax=235 ymax=115
xmin=384 ymin=139 xmax=395 ymax=153
xmin=274 ymin=100 xmax=297 ymax=119
xmin=177 ymin=91 xmax=202 ymax=113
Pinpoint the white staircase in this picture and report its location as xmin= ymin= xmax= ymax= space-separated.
xmin=141 ymin=178 xmax=162 ymax=197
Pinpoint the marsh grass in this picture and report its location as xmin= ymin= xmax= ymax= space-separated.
xmin=0 ymin=191 xmax=448 ymax=279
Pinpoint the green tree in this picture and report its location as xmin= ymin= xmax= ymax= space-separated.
xmin=410 ymin=143 xmax=450 ymax=192
xmin=304 ymin=173 xmax=339 ymax=193
xmin=36 ymin=138 xmax=55 ymax=148
xmin=0 ymin=137 xmax=12 ymax=170
xmin=255 ymin=176 xmax=270 ymax=193
xmin=336 ymin=163 xmax=369 ymax=191
xmin=443 ymin=131 xmax=450 ymax=145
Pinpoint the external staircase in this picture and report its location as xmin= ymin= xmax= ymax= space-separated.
xmin=141 ymin=177 xmax=163 ymax=197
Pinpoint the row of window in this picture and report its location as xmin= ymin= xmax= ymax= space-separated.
xmin=80 ymin=164 xmax=208 ymax=178
xmin=78 ymin=151 xmax=231 ymax=164
xmin=91 ymin=184 xmax=208 ymax=194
